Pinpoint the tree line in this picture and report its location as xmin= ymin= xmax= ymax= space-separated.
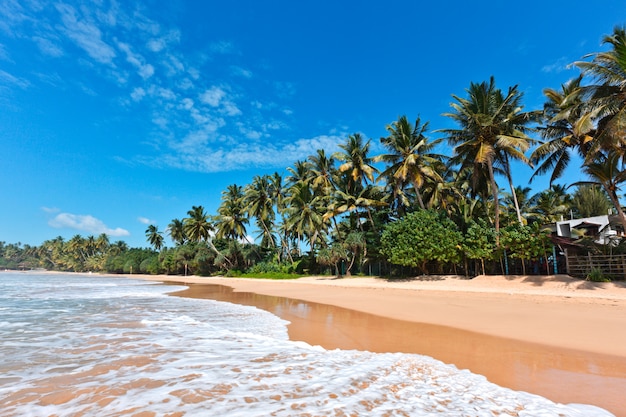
xmin=3 ymin=26 xmax=626 ymax=278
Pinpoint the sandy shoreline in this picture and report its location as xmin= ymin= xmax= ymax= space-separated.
xmin=15 ymin=271 xmax=626 ymax=415
xmin=133 ymin=273 xmax=626 ymax=416
xmin=138 ymin=273 xmax=626 ymax=357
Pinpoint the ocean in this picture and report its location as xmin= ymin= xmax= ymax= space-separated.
xmin=0 ymin=272 xmax=614 ymax=416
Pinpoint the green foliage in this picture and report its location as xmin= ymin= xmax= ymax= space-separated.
xmin=586 ymin=267 xmax=611 ymax=282
xmin=380 ymin=210 xmax=462 ymax=274
xmin=462 ymin=219 xmax=497 ymax=261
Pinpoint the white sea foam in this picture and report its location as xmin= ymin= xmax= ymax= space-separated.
xmin=0 ymin=272 xmax=615 ymax=416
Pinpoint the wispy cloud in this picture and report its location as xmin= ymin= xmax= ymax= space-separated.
xmin=48 ymin=212 xmax=130 ymax=236
xmin=541 ymin=57 xmax=573 ymax=74
xmin=0 ymin=69 xmax=29 ymax=88
xmin=55 ymin=3 xmax=116 ymax=64
xmin=137 ymin=216 xmax=155 ymax=225
xmin=2 ymin=1 xmax=341 ymax=175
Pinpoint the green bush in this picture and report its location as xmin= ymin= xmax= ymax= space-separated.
xmin=586 ymin=267 xmax=611 ymax=282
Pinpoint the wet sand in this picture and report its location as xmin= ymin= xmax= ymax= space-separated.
xmin=136 ymin=274 xmax=626 ymax=416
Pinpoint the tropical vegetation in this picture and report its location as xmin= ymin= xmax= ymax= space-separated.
xmin=4 ymin=26 xmax=626 ymax=279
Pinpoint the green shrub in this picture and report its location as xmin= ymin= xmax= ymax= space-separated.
xmin=586 ymin=267 xmax=611 ymax=282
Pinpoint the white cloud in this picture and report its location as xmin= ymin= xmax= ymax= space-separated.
xmin=0 ymin=69 xmax=29 ymax=88
xmin=130 ymin=87 xmax=146 ymax=101
xmin=137 ymin=216 xmax=155 ymax=225
xmin=49 ymin=212 xmax=130 ymax=237
xmin=55 ymin=3 xmax=116 ymax=64
xmin=41 ymin=206 xmax=60 ymax=214
xmin=200 ymin=86 xmax=226 ymax=107
xmin=541 ymin=57 xmax=572 ymax=74
xmin=159 ymin=133 xmax=344 ymax=173
xmin=117 ymin=41 xmax=154 ymax=79
xmin=32 ymin=35 xmax=63 ymax=57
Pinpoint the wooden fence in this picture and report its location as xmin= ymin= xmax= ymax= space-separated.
xmin=566 ymin=254 xmax=626 ymax=280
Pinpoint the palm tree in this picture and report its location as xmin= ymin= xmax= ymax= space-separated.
xmin=575 ymin=26 xmax=626 ymax=156
xmin=530 ymin=76 xmax=592 ymax=184
xmin=375 ymin=115 xmax=444 ymax=210
xmin=215 ymin=184 xmax=249 ymax=241
xmin=308 ymin=149 xmax=337 ymax=196
xmin=145 ymin=224 xmax=164 ymax=251
xmin=571 ymin=185 xmax=612 ymax=218
xmin=572 ymin=151 xmax=626 ymax=230
xmin=530 ymin=184 xmax=572 ymax=223
xmin=183 ymin=206 xmax=213 ymax=242
xmin=283 ymin=181 xmax=327 ymax=251
xmin=440 ymin=77 xmax=540 ymax=244
xmin=244 ymin=175 xmax=277 ymax=248
xmin=334 ymin=133 xmax=378 ymax=193
xmin=167 ymin=218 xmax=186 ymax=246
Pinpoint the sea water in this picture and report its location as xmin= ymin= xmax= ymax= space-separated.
xmin=0 ymin=272 xmax=614 ymax=417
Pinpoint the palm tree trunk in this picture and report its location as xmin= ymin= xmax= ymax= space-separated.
xmin=487 ymin=160 xmax=500 ymax=246
xmin=503 ymin=155 xmax=524 ymax=225
xmin=606 ymin=188 xmax=626 ymax=233
xmin=412 ymin=180 xmax=426 ymax=210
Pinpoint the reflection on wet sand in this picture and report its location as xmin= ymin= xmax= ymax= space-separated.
xmin=172 ymin=283 xmax=626 ymax=416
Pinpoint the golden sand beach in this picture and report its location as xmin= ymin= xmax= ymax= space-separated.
xmin=137 ymin=274 xmax=626 ymax=416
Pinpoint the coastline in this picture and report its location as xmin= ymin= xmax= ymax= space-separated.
xmin=12 ymin=271 xmax=626 ymax=415
xmin=135 ymin=273 xmax=626 ymax=415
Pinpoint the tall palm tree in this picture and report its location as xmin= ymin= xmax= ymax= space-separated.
xmin=440 ymin=76 xmax=540 ymax=244
xmin=183 ymin=206 xmax=213 ymax=242
xmin=283 ymin=181 xmax=327 ymax=251
xmin=375 ymin=115 xmax=444 ymax=210
xmin=145 ymin=224 xmax=164 ymax=251
xmin=530 ymin=76 xmax=591 ymax=185
xmin=308 ymin=149 xmax=337 ymax=196
xmin=244 ymin=175 xmax=277 ymax=248
xmin=215 ymin=184 xmax=249 ymax=241
xmin=575 ymin=26 xmax=626 ymax=156
xmin=334 ymin=133 xmax=378 ymax=193
xmin=167 ymin=218 xmax=186 ymax=246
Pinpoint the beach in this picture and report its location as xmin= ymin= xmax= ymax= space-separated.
xmin=137 ymin=273 xmax=626 ymax=416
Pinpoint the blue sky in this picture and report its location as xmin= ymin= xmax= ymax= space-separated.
xmin=1 ymin=0 xmax=625 ymax=248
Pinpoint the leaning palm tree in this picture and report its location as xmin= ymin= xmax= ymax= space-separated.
xmin=440 ymin=77 xmax=540 ymax=244
xmin=575 ymin=26 xmax=626 ymax=157
xmin=145 ymin=224 xmax=164 ymax=251
xmin=375 ymin=115 xmax=444 ymax=210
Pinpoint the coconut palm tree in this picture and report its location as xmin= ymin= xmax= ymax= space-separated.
xmin=575 ymin=26 xmax=626 ymax=157
xmin=167 ymin=218 xmax=186 ymax=246
xmin=244 ymin=175 xmax=277 ymax=248
xmin=334 ymin=133 xmax=378 ymax=193
xmin=571 ymin=185 xmax=612 ymax=218
xmin=283 ymin=181 xmax=327 ymax=251
xmin=145 ymin=224 xmax=164 ymax=251
xmin=375 ymin=115 xmax=444 ymax=210
xmin=572 ymin=151 xmax=626 ymax=230
xmin=530 ymin=184 xmax=572 ymax=223
xmin=183 ymin=206 xmax=213 ymax=243
xmin=440 ymin=77 xmax=540 ymax=244
xmin=215 ymin=184 xmax=249 ymax=241
xmin=308 ymin=149 xmax=337 ymax=196
xmin=530 ymin=76 xmax=592 ymax=185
